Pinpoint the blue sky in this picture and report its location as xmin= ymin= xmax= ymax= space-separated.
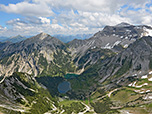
xmin=0 ymin=0 xmax=22 ymax=26
xmin=0 ymin=0 xmax=152 ymax=37
xmin=0 ymin=0 xmax=22 ymax=5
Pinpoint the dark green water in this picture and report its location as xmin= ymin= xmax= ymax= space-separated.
xmin=64 ymin=73 xmax=79 ymax=79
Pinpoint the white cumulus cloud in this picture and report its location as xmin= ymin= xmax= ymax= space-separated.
xmin=0 ymin=1 xmax=54 ymax=17
xmin=39 ymin=17 xmax=50 ymax=24
xmin=0 ymin=0 xmax=152 ymax=36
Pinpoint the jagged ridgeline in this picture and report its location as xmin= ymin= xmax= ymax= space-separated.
xmin=0 ymin=23 xmax=152 ymax=113
xmin=0 ymin=33 xmax=76 ymax=77
xmin=0 ymin=23 xmax=152 ymax=77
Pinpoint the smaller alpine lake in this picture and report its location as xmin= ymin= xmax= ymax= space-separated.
xmin=58 ymin=81 xmax=71 ymax=94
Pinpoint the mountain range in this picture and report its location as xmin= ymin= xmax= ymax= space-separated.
xmin=0 ymin=22 xmax=152 ymax=114
xmin=53 ymin=34 xmax=93 ymax=43
xmin=0 ymin=35 xmax=27 ymax=43
xmin=0 ymin=34 xmax=93 ymax=44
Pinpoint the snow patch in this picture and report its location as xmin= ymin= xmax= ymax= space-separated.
xmin=144 ymin=28 xmax=152 ymax=36
xmin=112 ymin=34 xmax=116 ymax=36
xmin=128 ymin=81 xmax=148 ymax=88
xmin=134 ymin=90 xmax=146 ymax=94
xmin=126 ymin=29 xmax=131 ymax=32
xmin=132 ymin=74 xmax=137 ymax=76
xmin=112 ymin=41 xmax=121 ymax=48
xmin=146 ymin=90 xmax=150 ymax=93
xmin=135 ymin=83 xmax=148 ymax=88
xmin=141 ymin=33 xmax=144 ymax=37
xmin=101 ymin=41 xmax=121 ymax=49
xmin=125 ymin=36 xmax=128 ymax=39
xmin=132 ymin=81 xmax=136 ymax=87
xmin=144 ymin=93 xmax=152 ymax=100
xmin=149 ymin=96 xmax=152 ymax=99
xmin=91 ymin=46 xmax=96 ymax=49
xmin=135 ymin=26 xmax=142 ymax=29
xmin=120 ymin=36 xmax=123 ymax=39
xmin=149 ymin=71 xmax=152 ymax=74
xmin=114 ymin=41 xmax=121 ymax=45
xmin=128 ymin=81 xmax=136 ymax=87
xmin=128 ymin=83 xmax=132 ymax=87
xmin=148 ymin=77 xmax=152 ymax=81
xmin=141 ymin=75 xmax=148 ymax=79
xmin=131 ymin=38 xmax=136 ymax=41
xmin=133 ymin=34 xmax=138 ymax=37
xmin=123 ymin=44 xmax=128 ymax=48
xmin=101 ymin=43 xmax=112 ymax=49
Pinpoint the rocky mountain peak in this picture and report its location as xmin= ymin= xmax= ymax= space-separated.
xmin=116 ymin=22 xmax=131 ymax=27
xmin=10 ymin=35 xmax=23 ymax=38
xmin=36 ymin=32 xmax=49 ymax=40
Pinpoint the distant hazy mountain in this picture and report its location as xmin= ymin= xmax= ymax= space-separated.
xmin=0 ymin=34 xmax=92 ymax=43
xmin=53 ymin=34 xmax=93 ymax=43
xmin=1 ymin=35 xmax=27 ymax=43
xmin=0 ymin=36 xmax=9 ymax=41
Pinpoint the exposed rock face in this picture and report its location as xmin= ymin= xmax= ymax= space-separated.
xmin=97 ymin=36 xmax=152 ymax=83
xmin=0 ymin=41 xmax=12 ymax=51
xmin=0 ymin=72 xmax=57 ymax=113
xmin=0 ymin=23 xmax=152 ymax=77
xmin=69 ymin=23 xmax=152 ymax=50
xmin=0 ymin=72 xmax=37 ymax=100
xmin=68 ymin=23 xmax=152 ymax=69
xmin=68 ymin=23 xmax=152 ymax=51
xmin=0 ymin=23 xmax=152 ymax=114
xmin=0 ymin=33 xmax=74 ymax=77
xmin=1 ymin=32 xmax=65 ymax=56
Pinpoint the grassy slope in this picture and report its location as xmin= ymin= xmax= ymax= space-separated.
xmin=0 ymin=72 xmax=58 ymax=114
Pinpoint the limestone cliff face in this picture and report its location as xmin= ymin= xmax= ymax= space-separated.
xmin=0 ymin=33 xmax=75 ymax=77
xmin=95 ymin=36 xmax=152 ymax=83
xmin=68 ymin=23 xmax=152 ymax=70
